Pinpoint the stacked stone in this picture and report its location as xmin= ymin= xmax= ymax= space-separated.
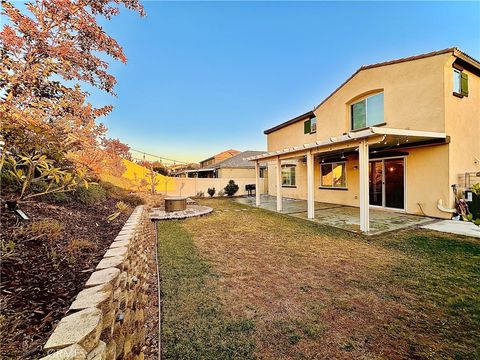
xmin=40 ymin=206 xmax=154 ymax=360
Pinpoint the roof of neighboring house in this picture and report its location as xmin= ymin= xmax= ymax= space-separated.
xmin=264 ymin=47 xmax=480 ymax=135
xmin=199 ymin=149 xmax=241 ymax=164
xmin=212 ymin=151 xmax=266 ymax=169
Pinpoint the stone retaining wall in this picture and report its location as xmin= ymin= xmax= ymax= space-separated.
xmin=40 ymin=206 xmax=154 ymax=360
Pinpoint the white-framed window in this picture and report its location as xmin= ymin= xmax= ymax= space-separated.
xmin=304 ymin=116 xmax=317 ymax=134
xmin=453 ymin=69 xmax=462 ymax=94
xmin=453 ymin=68 xmax=468 ymax=97
xmin=351 ymin=92 xmax=384 ymax=130
xmin=281 ymin=164 xmax=296 ymax=187
xmin=320 ymin=162 xmax=347 ymax=188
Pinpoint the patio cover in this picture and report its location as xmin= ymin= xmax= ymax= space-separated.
xmin=248 ymin=126 xmax=448 ymax=233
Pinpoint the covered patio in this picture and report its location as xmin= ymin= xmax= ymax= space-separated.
xmin=248 ymin=126 xmax=448 ymax=234
xmin=236 ymin=195 xmax=433 ymax=235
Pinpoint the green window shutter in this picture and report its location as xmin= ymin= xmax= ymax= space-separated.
xmin=461 ymin=72 xmax=469 ymax=97
xmin=304 ymin=119 xmax=311 ymax=134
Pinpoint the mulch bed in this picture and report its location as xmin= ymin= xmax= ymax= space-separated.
xmin=0 ymin=197 xmax=132 ymax=359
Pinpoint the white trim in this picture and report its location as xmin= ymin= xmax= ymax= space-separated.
xmin=306 ymin=151 xmax=315 ymax=219
xmin=370 ymin=127 xmax=446 ymax=138
xmin=350 ymin=92 xmax=385 ymax=131
xmin=359 ymin=139 xmax=370 ymax=232
xmin=276 ymin=156 xmax=282 ymax=211
xmin=246 ymin=127 xmax=446 ymax=161
xmin=255 ymin=161 xmax=260 ymax=206
xmin=319 ymin=161 xmax=347 ymax=189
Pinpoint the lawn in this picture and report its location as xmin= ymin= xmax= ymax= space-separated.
xmin=157 ymin=198 xmax=480 ymax=360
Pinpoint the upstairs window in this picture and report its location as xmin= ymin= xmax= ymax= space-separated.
xmin=351 ymin=92 xmax=384 ymax=130
xmin=303 ymin=116 xmax=317 ymax=134
xmin=281 ymin=164 xmax=296 ymax=187
xmin=453 ymin=68 xmax=468 ymax=97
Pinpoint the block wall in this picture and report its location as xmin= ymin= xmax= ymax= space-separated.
xmin=40 ymin=206 xmax=154 ymax=360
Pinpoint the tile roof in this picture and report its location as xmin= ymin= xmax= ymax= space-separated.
xmin=213 ymin=151 xmax=266 ymax=169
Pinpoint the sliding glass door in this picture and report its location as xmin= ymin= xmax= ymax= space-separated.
xmin=368 ymin=157 xmax=405 ymax=210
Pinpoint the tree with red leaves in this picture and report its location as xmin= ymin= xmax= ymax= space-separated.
xmin=0 ymin=0 xmax=144 ymax=197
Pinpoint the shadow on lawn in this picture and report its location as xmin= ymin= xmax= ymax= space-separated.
xmin=157 ymin=220 xmax=256 ymax=360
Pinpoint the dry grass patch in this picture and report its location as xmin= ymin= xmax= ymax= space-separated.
xmin=174 ymin=198 xmax=479 ymax=359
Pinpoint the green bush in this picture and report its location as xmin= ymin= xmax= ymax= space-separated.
xmin=224 ymin=180 xmax=239 ymax=197
xmin=0 ymin=169 xmax=21 ymax=192
xmin=98 ymin=181 xmax=145 ymax=206
xmin=122 ymin=193 xmax=145 ymax=206
xmin=74 ymin=184 xmax=107 ymax=205
xmin=32 ymin=181 xmax=70 ymax=203
xmin=207 ymin=187 xmax=216 ymax=197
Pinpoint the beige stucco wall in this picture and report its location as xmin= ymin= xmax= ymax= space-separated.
xmin=264 ymin=53 xmax=479 ymax=219
xmin=218 ymin=168 xmax=256 ymax=179
xmin=444 ymin=58 xmax=480 ymax=191
xmin=267 ymin=144 xmax=451 ymax=218
xmin=267 ymin=53 xmax=451 ymax=153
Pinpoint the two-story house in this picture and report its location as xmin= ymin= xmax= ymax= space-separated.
xmin=248 ymin=48 xmax=479 ymax=232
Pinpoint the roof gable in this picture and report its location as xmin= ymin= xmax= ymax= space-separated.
xmin=263 ymin=48 xmax=479 ymax=135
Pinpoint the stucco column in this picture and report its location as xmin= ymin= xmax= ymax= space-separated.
xmin=276 ymin=156 xmax=282 ymax=212
xmin=306 ymin=150 xmax=315 ymax=219
xmin=255 ymin=160 xmax=260 ymax=206
xmin=359 ymin=139 xmax=370 ymax=232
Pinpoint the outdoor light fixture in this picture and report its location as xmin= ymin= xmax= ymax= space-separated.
xmin=5 ymin=200 xmax=29 ymax=224
xmin=321 ymin=158 xmax=325 ymax=163
xmin=340 ymin=151 xmax=345 ymax=159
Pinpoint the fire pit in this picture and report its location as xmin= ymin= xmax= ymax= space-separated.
xmin=164 ymin=196 xmax=187 ymax=212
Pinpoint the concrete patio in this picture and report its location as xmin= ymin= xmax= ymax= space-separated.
xmin=235 ymin=195 xmax=434 ymax=235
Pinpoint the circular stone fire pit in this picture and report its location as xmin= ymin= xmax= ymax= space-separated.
xmin=150 ymin=197 xmax=212 ymax=220
xmin=164 ymin=196 xmax=187 ymax=212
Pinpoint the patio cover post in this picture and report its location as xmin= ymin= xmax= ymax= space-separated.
xmin=359 ymin=139 xmax=370 ymax=232
xmin=255 ymin=160 xmax=260 ymax=206
xmin=276 ymin=156 xmax=282 ymax=212
xmin=306 ymin=150 xmax=315 ymax=219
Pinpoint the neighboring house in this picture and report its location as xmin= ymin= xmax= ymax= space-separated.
xmin=169 ymin=163 xmax=200 ymax=177
xmin=185 ymin=150 xmax=267 ymax=179
xmin=248 ymin=48 xmax=479 ymax=232
xmin=200 ymin=149 xmax=241 ymax=168
xmin=178 ymin=149 xmax=241 ymax=178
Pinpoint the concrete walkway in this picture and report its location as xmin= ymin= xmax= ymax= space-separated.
xmin=421 ymin=220 xmax=480 ymax=238
xmin=235 ymin=195 xmax=433 ymax=235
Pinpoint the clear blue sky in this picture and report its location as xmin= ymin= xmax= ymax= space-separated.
xmin=90 ymin=1 xmax=480 ymax=163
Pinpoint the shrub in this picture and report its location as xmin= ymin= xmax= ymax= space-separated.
xmin=196 ymin=191 xmax=205 ymax=198
xmin=99 ymin=181 xmax=145 ymax=206
xmin=122 ymin=193 xmax=145 ymax=206
xmin=0 ymin=168 xmax=21 ymax=192
xmin=224 ymin=180 xmax=239 ymax=197
xmin=218 ymin=189 xmax=225 ymax=197
xmin=74 ymin=184 xmax=107 ymax=205
xmin=207 ymin=187 xmax=216 ymax=197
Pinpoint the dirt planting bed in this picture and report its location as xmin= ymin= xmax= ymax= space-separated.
xmin=0 ymin=197 xmax=132 ymax=359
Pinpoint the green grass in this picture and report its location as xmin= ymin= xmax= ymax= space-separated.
xmin=158 ymin=199 xmax=480 ymax=359
xmin=157 ymin=220 xmax=256 ymax=360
